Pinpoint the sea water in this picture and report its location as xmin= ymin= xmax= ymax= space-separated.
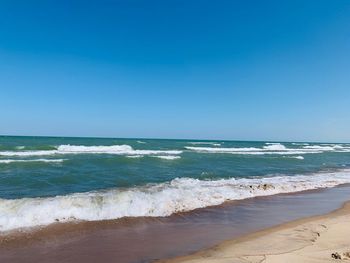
xmin=0 ymin=136 xmax=350 ymax=231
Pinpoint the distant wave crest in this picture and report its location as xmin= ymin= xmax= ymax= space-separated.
xmin=185 ymin=143 xmax=350 ymax=155
xmin=0 ymin=159 xmax=65 ymax=164
xmin=0 ymin=144 xmax=182 ymax=158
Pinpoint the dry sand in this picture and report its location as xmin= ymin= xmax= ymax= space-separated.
xmin=158 ymin=201 xmax=350 ymax=263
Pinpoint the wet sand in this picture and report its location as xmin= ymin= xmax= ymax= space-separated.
xmin=159 ymin=198 xmax=350 ymax=263
xmin=1 ymin=185 xmax=350 ymax=263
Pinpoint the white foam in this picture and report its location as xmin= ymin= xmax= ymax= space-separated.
xmin=189 ymin=142 xmax=221 ymax=146
xmin=263 ymin=143 xmax=287 ymax=151
xmin=126 ymin=155 xmax=143 ymax=158
xmin=185 ymin=143 xmax=350 ymax=155
xmin=302 ymin=145 xmax=336 ymax=151
xmin=0 ymin=150 xmax=58 ymax=157
xmin=1 ymin=169 xmax=350 ymax=232
xmin=0 ymin=159 xmax=65 ymax=164
xmin=2 ymin=143 xmax=349 ymax=158
xmin=185 ymin=146 xmax=262 ymax=152
xmin=15 ymin=146 xmax=25 ymax=150
xmin=0 ymin=145 xmax=182 ymax=157
xmin=185 ymin=146 xmax=320 ymax=155
xmin=291 ymin=156 xmax=304 ymax=160
xmin=152 ymin=156 xmax=181 ymax=160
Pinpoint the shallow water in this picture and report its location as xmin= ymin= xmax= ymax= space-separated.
xmin=1 ymin=185 xmax=350 ymax=263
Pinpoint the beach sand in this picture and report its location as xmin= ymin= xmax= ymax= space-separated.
xmin=158 ymin=201 xmax=350 ymax=263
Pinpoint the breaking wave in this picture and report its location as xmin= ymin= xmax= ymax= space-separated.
xmin=189 ymin=142 xmax=221 ymax=146
xmin=185 ymin=143 xmax=350 ymax=155
xmin=1 ymin=169 xmax=350 ymax=232
xmin=289 ymin=156 xmax=304 ymax=160
xmin=152 ymin=155 xmax=181 ymax=160
xmin=0 ymin=145 xmax=182 ymax=158
xmin=0 ymin=159 xmax=65 ymax=164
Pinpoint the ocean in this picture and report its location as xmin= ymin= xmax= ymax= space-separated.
xmin=1 ymin=136 xmax=350 ymax=232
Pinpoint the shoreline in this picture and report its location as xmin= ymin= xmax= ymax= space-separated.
xmin=1 ymin=184 xmax=348 ymax=243
xmin=158 ymin=201 xmax=350 ymax=263
xmin=1 ymin=185 xmax=350 ymax=262
xmin=2 ymin=178 xmax=350 ymax=237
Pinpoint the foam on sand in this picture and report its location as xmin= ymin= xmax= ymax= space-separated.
xmin=1 ymin=169 xmax=350 ymax=232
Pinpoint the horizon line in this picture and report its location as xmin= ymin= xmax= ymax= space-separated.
xmin=0 ymin=134 xmax=348 ymax=144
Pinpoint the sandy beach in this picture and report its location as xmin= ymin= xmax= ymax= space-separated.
xmin=159 ymin=201 xmax=350 ymax=263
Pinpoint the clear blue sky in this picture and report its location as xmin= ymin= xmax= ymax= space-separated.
xmin=0 ymin=0 xmax=349 ymax=142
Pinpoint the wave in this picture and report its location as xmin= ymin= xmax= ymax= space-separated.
xmin=185 ymin=143 xmax=350 ymax=155
xmin=288 ymin=156 xmax=304 ymax=160
xmin=15 ymin=146 xmax=25 ymax=150
xmin=0 ymin=159 xmax=65 ymax=164
xmin=189 ymin=142 xmax=221 ymax=146
xmin=0 ymin=145 xmax=183 ymax=157
xmin=186 ymin=146 xmax=262 ymax=152
xmin=1 ymin=169 xmax=350 ymax=232
xmin=126 ymin=155 xmax=143 ymax=158
xmin=185 ymin=146 xmax=320 ymax=155
xmin=303 ymin=145 xmax=349 ymax=151
xmin=126 ymin=155 xmax=180 ymax=160
xmin=152 ymin=155 xmax=181 ymax=160
xmin=0 ymin=150 xmax=58 ymax=157
xmin=263 ymin=144 xmax=287 ymax=151
xmin=1 ymin=143 xmax=348 ymax=158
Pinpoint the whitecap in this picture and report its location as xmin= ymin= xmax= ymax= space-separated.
xmin=289 ymin=156 xmax=304 ymax=160
xmin=189 ymin=142 xmax=221 ymax=146
xmin=0 ymin=145 xmax=183 ymax=157
xmin=1 ymin=169 xmax=350 ymax=232
xmin=0 ymin=159 xmax=65 ymax=164
xmin=185 ymin=142 xmax=350 ymax=155
xmin=126 ymin=155 xmax=143 ymax=158
xmin=152 ymin=156 xmax=181 ymax=160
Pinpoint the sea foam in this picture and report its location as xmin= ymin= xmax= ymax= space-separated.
xmin=1 ymin=169 xmax=350 ymax=232
xmin=185 ymin=143 xmax=350 ymax=155
xmin=152 ymin=155 xmax=181 ymax=160
xmin=0 ymin=159 xmax=65 ymax=164
xmin=0 ymin=145 xmax=182 ymax=157
xmin=189 ymin=142 xmax=221 ymax=146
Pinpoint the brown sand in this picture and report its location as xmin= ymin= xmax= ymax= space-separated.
xmin=158 ymin=201 xmax=350 ymax=263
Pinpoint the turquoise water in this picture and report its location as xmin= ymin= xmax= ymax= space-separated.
xmin=1 ymin=136 xmax=349 ymax=199
xmin=1 ymin=136 xmax=350 ymax=231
